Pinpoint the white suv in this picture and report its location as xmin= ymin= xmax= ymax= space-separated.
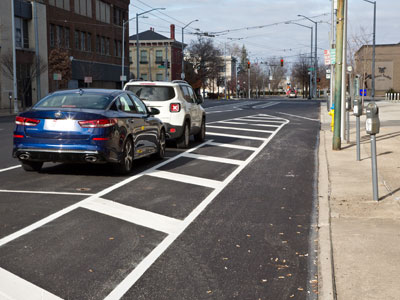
xmin=124 ymin=80 xmax=206 ymax=148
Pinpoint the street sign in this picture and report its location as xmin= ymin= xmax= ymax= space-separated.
xmin=308 ymin=68 xmax=315 ymax=71
xmin=359 ymin=89 xmax=367 ymax=96
xmin=347 ymin=66 xmax=353 ymax=72
xmin=330 ymin=49 xmax=336 ymax=64
xmin=84 ymin=76 xmax=92 ymax=83
xmin=120 ymin=75 xmax=127 ymax=81
xmin=269 ymin=75 xmax=273 ymax=80
xmin=324 ymin=50 xmax=331 ymax=65
xmin=326 ymin=73 xmax=331 ymax=79
xmin=53 ymin=73 xmax=62 ymax=81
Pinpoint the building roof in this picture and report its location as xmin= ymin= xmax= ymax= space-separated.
xmin=129 ymin=30 xmax=169 ymax=41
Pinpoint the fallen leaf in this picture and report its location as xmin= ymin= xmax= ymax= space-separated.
xmin=282 ymin=241 xmax=288 ymax=244
xmin=206 ymin=290 xmax=212 ymax=294
xmin=290 ymin=295 xmax=295 ymax=298
xmin=236 ymin=244 xmax=240 ymax=248
xmin=222 ymin=257 xmax=229 ymax=260
xmin=287 ymin=273 xmax=292 ymax=277
xmin=279 ymin=233 xmax=284 ymax=235
xmin=88 ymin=269 xmax=93 ymax=273
xmin=298 ymin=287 xmax=304 ymax=291
xmin=297 ymin=225 xmax=302 ymax=228
xmin=246 ymin=234 xmax=251 ymax=238
xmin=278 ymin=276 xmax=285 ymax=279
xmin=109 ymin=237 xmax=114 ymax=240
xmin=261 ymin=279 xmax=268 ymax=283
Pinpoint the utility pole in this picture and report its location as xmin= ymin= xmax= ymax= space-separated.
xmin=33 ymin=0 xmax=41 ymax=101
xmin=11 ymin=0 xmax=19 ymax=113
xmin=248 ymin=62 xmax=251 ymax=99
xmin=341 ymin=0 xmax=348 ymax=141
xmin=329 ymin=0 xmax=336 ymax=110
xmin=333 ymin=0 xmax=345 ymax=150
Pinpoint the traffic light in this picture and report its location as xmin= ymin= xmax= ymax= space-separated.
xmin=247 ymin=61 xmax=251 ymax=69
xmin=280 ymin=59 xmax=284 ymax=67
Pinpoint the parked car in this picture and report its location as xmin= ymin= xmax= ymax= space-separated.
xmin=288 ymin=89 xmax=297 ymax=98
xmin=13 ymin=89 xmax=166 ymax=174
xmin=124 ymin=80 xmax=206 ymax=148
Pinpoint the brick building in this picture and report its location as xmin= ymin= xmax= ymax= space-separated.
xmin=129 ymin=25 xmax=183 ymax=81
xmin=355 ymin=43 xmax=400 ymax=96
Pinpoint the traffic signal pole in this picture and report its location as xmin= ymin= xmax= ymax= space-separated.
xmin=333 ymin=0 xmax=345 ymax=150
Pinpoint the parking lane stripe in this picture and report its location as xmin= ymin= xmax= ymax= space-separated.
xmin=0 ymin=267 xmax=62 ymax=300
xmin=207 ymin=142 xmax=258 ymax=151
xmin=237 ymin=118 xmax=287 ymax=124
xmin=206 ymin=132 xmax=268 ymax=141
xmin=182 ymin=153 xmax=245 ymax=165
xmin=0 ymin=189 xmax=95 ymax=196
xmin=147 ymin=170 xmax=221 ymax=189
xmin=277 ymin=112 xmax=320 ymax=122
xmin=80 ymin=198 xmax=182 ymax=235
xmin=206 ymin=125 xmax=274 ymax=133
xmin=0 ymin=165 xmax=21 ymax=173
xmin=217 ymin=121 xmax=281 ymax=128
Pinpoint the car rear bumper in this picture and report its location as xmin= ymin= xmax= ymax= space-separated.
xmin=163 ymin=122 xmax=184 ymax=139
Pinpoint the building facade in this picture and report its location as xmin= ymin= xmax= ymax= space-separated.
xmin=129 ymin=25 xmax=183 ymax=81
xmin=355 ymin=43 xmax=400 ymax=96
xmin=0 ymin=0 xmax=49 ymax=110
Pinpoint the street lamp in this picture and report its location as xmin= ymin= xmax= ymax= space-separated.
xmin=136 ymin=8 xmax=165 ymax=80
xmin=298 ymin=14 xmax=318 ymax=98
xmin=181 ymin=19 xmax=199 ymax=80
xmin=285 ymin=22 xmax=313 ymax=99
xmin=361 ymin=0 xmax=376 ymax=101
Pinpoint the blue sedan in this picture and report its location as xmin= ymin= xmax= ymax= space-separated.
xmin=13 ymin=89 xmax=166 ymax=174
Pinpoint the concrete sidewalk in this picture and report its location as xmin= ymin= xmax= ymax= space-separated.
xmin=318 ymin=101 xmax=400 ymax=299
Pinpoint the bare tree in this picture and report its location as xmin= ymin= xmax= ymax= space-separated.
xmin=291 ymin=54 xmax=310 ymax=98
xmin=48 ymin=48 xmax=71 ymax=90
xmin=1 ymin=52 xmax=47 ymax=108
xmin=267 ymin=57 xmax=287 ymax=94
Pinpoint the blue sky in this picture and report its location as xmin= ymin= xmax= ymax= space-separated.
xmin=128 ymin=0 xmax=400 ymax=66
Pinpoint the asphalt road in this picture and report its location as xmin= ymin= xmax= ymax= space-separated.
xmin=0 ymin=97 xmax=321 ymax=300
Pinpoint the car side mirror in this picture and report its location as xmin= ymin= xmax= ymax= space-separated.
xmin=149 ymin=107 xmax=160 ymax=115
xmin=196 ymin=95 xmax=204 ymax=104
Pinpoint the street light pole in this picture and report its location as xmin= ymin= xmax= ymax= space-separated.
xmin=298 ymin=15 xmax=318 ymax=98
xmin=181 ymin=19 xmax=198 ymax=80
xmin=135 ymin=8 xmax=165 ymax=80
xmin=362 ymin=0 xmax=376 ymax=100
xmin=11 ymin=0 xmax=19 ymax=113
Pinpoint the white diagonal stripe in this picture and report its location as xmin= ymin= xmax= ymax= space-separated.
xmin=206 ymin=132 xmax=268 ymax=141
xmin=80 ymin=198 xmax=182 ymax=235
xmin=0 ymin=189 xmax=95 ymax=196
xmin=0 ymin=165 xmax=21 ymax=173
xmin=207 ymin=141 xmax=258 ymax=151
xmin=237 ymin=118 xmax=286 ymax=124
xmin=147 ymin=170 xmax=221 ymax=189
xmin=182 ymin=152 xmax=245 ymax=165
xmin=207 ymin=125 xmax=274 ymax=133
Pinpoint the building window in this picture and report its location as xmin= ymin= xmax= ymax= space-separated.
xmin=140 ymin=74 xmax=148 ymax=80
xmin=100 ymin=37 xmax=105 ymax=55
xmin=96 ymin=0 xmax=111 ymax=24
xmin=50 ymin=0 xmax=70 ymax=10
xmin=65 ymin=27 xmax=70 ymax=48
xmin=50 ymin=24 xmax=55 ymax=47
xmin=155 ymin=50 xmax=163 ymax=63
xmin=74 ymin=0 xmax=91 ymax=17
xmin=80 ymin=32 xmax=86 ymax=51
xmin=96 ymin=35 xmax=100 ymax=53
xmin=106 ymin=38 xmax=110 ymax=55
xmin=114 ymin=40 xmax=121 ymax=57
xmin=156 ymin=74 xmax=163 ymax=81
xmin=140 ymin=50 xmax=148 ymax=63
xmin=15 ymin=17 xmax=29 ymax=49
xmin=56 ymin=25 xmax=63 ymax=47
xmin=75 ymin=30 xmax=80 ymax=50
xmin=113 ymin=7 xmax=124 ymax=26
xmin=87 ymin=33 xmax=91 ymax=52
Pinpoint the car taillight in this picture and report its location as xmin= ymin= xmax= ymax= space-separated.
xmin=170 ymin=103 xmax=181 ymax=112
xmin=15 ymin=116 xmax=40 ymax=126
xmin=79 ymin=119 xmax=117 ymax=128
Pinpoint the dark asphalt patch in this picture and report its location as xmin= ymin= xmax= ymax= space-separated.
xmin=192 ymin=144 xmax=254 ymax=161
xmin=157 ymin=157 xmax=238 ymax=182
xmin=0 ymin=193 xmax=85 ymax=239
xmin=0 ymin=207 xmax=166 ymax=299
xmin=205 ymin=135 xmax=264 ymax=148
xmin=104 ymin=175 xmax=213 ymax=220
xmin=206 ymin=127 xmax=272 ymax=138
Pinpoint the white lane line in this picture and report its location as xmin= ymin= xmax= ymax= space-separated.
xmin=228 ymin=122 xmax=281 ymax=128
xmin=0 ymin=268 xmax=62 ymax=300
xmin=207 ymin=141 xmax=258 ymax=151
xmin=147 ymin=170 xmax=221 ymax=189
xmin=251 ymin=102 xmax=280 ymax=109
xmin=80 ymin=198 xmax=182 ymax=235
xmin=0 ymin=189 xmax=95 ymax=196
xmin=182 ymin=152 xmax=245 ymax=165
xmin=277 ymin=112 xmax=320 ymax=122
xmin=211 ymin=121 xmax=247 ymax=125
xmin=207 ymin=125 xmax=274 ymax=133
xmin=0 ymin=165 xmax=21 ymax=173
xmin=105 ymin=116 xmax=290 ymax=300
xmin=206 ymin=132 xmax=268 ymax=141
xmin=206 ymin=109 xmax=242 ymax=114
xmin=237 ymin=118 xmax=286 ymax=124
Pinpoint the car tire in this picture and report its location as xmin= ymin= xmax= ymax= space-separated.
xmin=114 ymin=137 xmax=134 ymax=174
xmin=154 ymin=129 xmax=166 ymax=159
xmin=194 ymin=117 xmax=206 ymax=143
xmin=176 ymin=121 xmax=190 ymax=149
xmin=21 ymin=161 xmax=43 ymax=172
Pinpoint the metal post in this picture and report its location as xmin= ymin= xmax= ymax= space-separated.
xmin=11 ymin=0 xmax=19 ymax=113
xmin=314 ymin=22 xmax=318 ymax=98
xmin=122 ymin=20 xmax=126 ymax=86
xmin=333 ymin=0 xmax=345 ymax=150
xmin=356 ymin=116 xmax=360 ymax=161
xmin=330 ymin=0 xmax=336 ymax=110
xmin=341 ymin=0 xmax=348 ymax=141
xmin=165 ymin=44 xmax=169 ymax=81
xmin=181 ymin=27 xmax=185 ymax=80
xmin=136 ymin=13 xmax=139 ymax=79
xmin=248 ymin=67 xmax=250 ymax=99
xmin=372 ymin=2 xmax=376 ymax=100
xmin=224 ymin=42 xmax=227 ymax=100
xmin=33 ymin=0 xmax=41 ymax=101
xmin=310 ymin=27 xmax=313 ymax=99
xmin=370 ymin=134 xmax=378 ymax=200
xmin=346 ymin=110 xmax=350 ymax=143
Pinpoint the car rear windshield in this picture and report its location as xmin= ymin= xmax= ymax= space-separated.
xmin=34 ymin=93 xmax=112 ymax=109
xmin=126 ymin=85 xmax=175 ymax=101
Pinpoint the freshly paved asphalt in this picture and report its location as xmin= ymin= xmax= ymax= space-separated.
xmin=0 ymin=97 xmax=320 ymax=299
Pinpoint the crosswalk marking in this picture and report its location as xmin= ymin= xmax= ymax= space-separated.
xmin=206 ymin=132 xmax=268 ymax=141
xmin=147 ymin=170 xmax=221 ymax=189
xmin=207 ymin=141 xmax=258 ymax=151
xmin=207 ymin=125 xmax=274 ymax=133
xmin=182 ymin=152 xmax=245 ymax=165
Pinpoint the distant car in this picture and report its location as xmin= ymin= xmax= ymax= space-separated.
xmin=288 ymin=89 xmax=297 ymax=98
xmin=124 ymin=80 xmax=206 ymax=149
xmin=13 ymin=89 xmax=166 ymax=174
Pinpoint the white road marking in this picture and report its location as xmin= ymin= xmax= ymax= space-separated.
xmin=251 ymin=102 xmax=280 ymax=109
xmin=237 ymin=118 xmax=286 ymax=124
xmin=0 ymin=165 xmax=21 ymax=173
xmin=105 ymin=116 xmax=290 ymax=300
xmin=0 ymin=268 xmax=62 ymax=300
xmin=277 ymin=112 xmax=320 ymax=122
xmin=182 ymin=152 xmax=245 ymax=165
xmin=206 ymin=141 xmax=258 ymax=151
xmin=147 ymin=170 xmax=221 ymax=189
xmin=211 ymin=121 xmax=247 ymax=125
xmin=80 ymin=198 xmax=182 ymax=235
xmin=225 ymin=121 xmax=281 ymax=128
xmin=0 ymin=189 xmax=95 ymax=196
xmin=206 ymin=132 xmax=268 ymax=141
xmin=206 ymin=109 xmax=242 ymax=114
xmin=207 ymin=125 xmax=274 ymax=133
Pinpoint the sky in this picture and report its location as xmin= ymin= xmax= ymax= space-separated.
xmin=128 ymin=0 xmax=400 ymax=68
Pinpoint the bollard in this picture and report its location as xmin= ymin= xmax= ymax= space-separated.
xmin=328 ymin=103 xmax=335 ymax=132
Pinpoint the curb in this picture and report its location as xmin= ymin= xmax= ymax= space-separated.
xmin=317 ymin=105 xmax=336 ymax=299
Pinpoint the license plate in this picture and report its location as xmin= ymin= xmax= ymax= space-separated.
xmin=44 ymin=119 xmax=79 ymax=131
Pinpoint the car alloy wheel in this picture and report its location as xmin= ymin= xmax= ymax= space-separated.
xmin=115 ymin=138 xmax=134 ymax=174
xmin=194 ymin=118 xmax=206 ymax=142
xmin=177 ymin=122 xmax=190 ymax=149
xmin=156 ymin=129 xmax=166 ymax=159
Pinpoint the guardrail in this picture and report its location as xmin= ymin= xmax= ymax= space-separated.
xmin=385 ymin=93 xmax=400 ymax=102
